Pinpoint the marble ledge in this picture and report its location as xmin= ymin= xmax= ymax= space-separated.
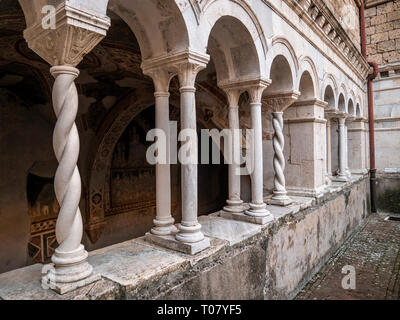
xmin=0 ymin=176 xmax=366 ymax=300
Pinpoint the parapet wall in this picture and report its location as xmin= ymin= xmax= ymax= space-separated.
xmin=0 ymin=177 xmax=370 ymax=300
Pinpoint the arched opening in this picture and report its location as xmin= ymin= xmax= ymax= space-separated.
xmin=338 ymin=93 xmax=346 ymax=112
xmin=207 ymin=16 xmax=261 ymax=83
xmin=263 ymin=55 xmax=295 ymax=194
xmin=266 ymin=56 xmax=294 ymax=94
xmin=298 ymin=71 xmax=315 ymax=101
xmin=348 ymin=99 xmax=355 ymax=116
xmin=356 ymin=103 xmax=361 ymax=118
xmin=324 ymin=85 xmax=335 ymax=109
xmin=203 ymin=15 xmax=263 ymax=203
xmin=323 ymin=85 xmax=337 ymax=177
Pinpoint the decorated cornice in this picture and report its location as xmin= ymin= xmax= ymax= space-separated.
xmin=268 ymin=0 xmax=369 ymax=80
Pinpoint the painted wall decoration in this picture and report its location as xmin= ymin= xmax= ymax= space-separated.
xmin=27 ymin=174 xmax=59 ymax=264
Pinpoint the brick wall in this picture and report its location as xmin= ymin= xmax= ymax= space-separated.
xmin=366 ymin=0 xmax=400 ymax=65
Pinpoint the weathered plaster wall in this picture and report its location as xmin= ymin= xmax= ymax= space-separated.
xmin=376 ymin=172 xmax=400 ymax=213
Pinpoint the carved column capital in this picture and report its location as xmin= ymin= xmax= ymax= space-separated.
xmin=23 ymin=3 xmax=110 ymax=66
xmin=262 ymin=90 xmax=301 ymax=112
xmin=142 ymin=67 xmax=175 ymax=93
xmin=218 ymin=77 xmax=271 ymax=104
xmin=325 ymin=108 xmax=339 ymax=119
xmin=346 ymin=115 xmax=357 ymax=124
xmin=142 ymin=50 xmax=209 ymax=89
xmin=337 ymin=113 xmax=348 ymax=125
xmin=218 ymin=86 xmax=243 ymax=109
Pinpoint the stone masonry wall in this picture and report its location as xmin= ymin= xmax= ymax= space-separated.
xmin=325 ymin=0 xmax=361 ymax=50
xmin=366 ymin=0 xmax=400 ymax=65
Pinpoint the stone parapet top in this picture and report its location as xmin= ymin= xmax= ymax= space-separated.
xmin=0 ymin=175 xmax=367 ymax=300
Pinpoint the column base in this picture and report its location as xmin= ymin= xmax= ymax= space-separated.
xmin=150 ymin=218 xmax=178 ymax=236
xmin=333 ymin=174 xmax=349 ymax=182
xmin=223 ymin=199 xmax=244 ymax=214
xmin=268 ymin=193 xmax=293 ymax=206
xmin=145 ymin=232 xmax=210 ymax=255
xmin=41 ymin=267 xmax=101 ymax=295
xmin=221 ymin=202 xmax=274 ymax=225
xmin=41 ymin=245 xmax=100 ymax=294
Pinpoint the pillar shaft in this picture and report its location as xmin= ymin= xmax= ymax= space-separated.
xmin=152 ymin=91 xmax=175 ymax=235
xmin=42 ymin=66 xmax=96 ymax=292
xmin=244 ymin=83 xmax=271 ymax=218
xmin=344 ymin=124 xmax=351 ymax=176
xmin=21 ymin=3 xmax=110 ymax=293
xmin=326 ymin=119 xmax=332 ymax=177
xmin=250 ymin=102 xmax=265 ymax=205
xmin=223 ymin=90 xmax=243 ymax=213
xmin=270 ymin=112 xmax=292 ymax=204
xmin=175 ymin=63 xmax=205 ymax=244
xmin=338 ymin=117 xmax=348 ymax=179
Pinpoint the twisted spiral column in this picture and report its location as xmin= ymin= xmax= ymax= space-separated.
xmin=42 ymin=66 xmax=93 ymax=287
xmin=270 ymin=112 xmax=292 ymax=206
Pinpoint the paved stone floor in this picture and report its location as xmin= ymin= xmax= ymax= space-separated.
xmin=296 ymin=214 xmax=400 ymax=300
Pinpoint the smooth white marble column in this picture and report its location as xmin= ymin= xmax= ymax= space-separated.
xmin=245 ymin=86 xmax=271 ymax=218
xmin=337 ymin=117 xmax=348 ymax=181
xmin=42 ymin=66 xmax=98 ymax=292
xmin=223 ymin=90 xmax=244 ymax=213
xmin=153 ymin=90 xmax=176 ymax=235
xmin=176 ymin=63 xmax=204 ymax=244
xmin=326 ymin=119 xmax=332 ymax=180
xmin=142 ymin=70 xmax=176 ymax=236
xmin=344 ymin=123 xmax=351 ymax=178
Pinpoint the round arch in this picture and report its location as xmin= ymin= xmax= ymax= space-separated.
xmin=19 ymin=0 xmax=191 ymax=60
xmin=264 ymin=38 xmax=298 ymax=94
xmin=323 ymin=85 xmax=336 ymax=109
xmin=321 ymin=73 xmax=338 ymax=108
xmin=198 ymin=0 xmax=268 ymax=81
xmin=266 ymin=37 xmax=298 ymax=86
xmin=207 ymin=16 xmax=263 ymax=83
xmin=348 ymin=98 xmax=355 ymax=116
xmin=296 ymin=57 xmax=320 ymax=100
xmin=338 ymin=84 xmax=348 ymax=112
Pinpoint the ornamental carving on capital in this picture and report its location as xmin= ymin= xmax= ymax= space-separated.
xmin=262 ymin=91 xmax=301 ymax=112
xmin=23 ymin=4 xmax=110 ymax=67
xmin=176 ymin=61 xmax=207 ymax=88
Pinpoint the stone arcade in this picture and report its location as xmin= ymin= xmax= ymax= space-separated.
xmin=0 ymin=0 xmax=385 ymax=299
